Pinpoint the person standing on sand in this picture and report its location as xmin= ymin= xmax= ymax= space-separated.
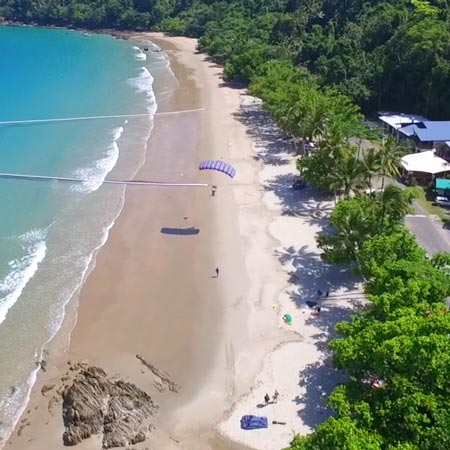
xmin=272 ymin=390 xmax=279 ymax=403
xmin=215 ymin=267 xmax=220 ymax=277
xmin=211 ymin=185 xmax=217 ymax=196
xmin=264 ymin=393 xmax=270 ymax=406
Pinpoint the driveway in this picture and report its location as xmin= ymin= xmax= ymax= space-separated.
xmin=405 ymin=201 xmax=450 ymax=255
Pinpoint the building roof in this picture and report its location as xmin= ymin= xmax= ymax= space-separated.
xmin=379 ymin=113 xmax=429 ymax=130
xmin=413 ymin=121 xmax=450 ymax=142
xmin=436 ymin=178 xmax=450 ymax=190
xmin=398 ymin=124 xmax=416 ymax=137
xmin=401 ymin=150 xmax=450 ymax=175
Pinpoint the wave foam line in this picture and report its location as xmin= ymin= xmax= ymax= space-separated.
xmin=0 ymin=108 xmax=205 ymax=126
xmin=71 ymin=126 xmax=123 ymax=193
xmin=0 ymin=228 xmax=48 ymax=326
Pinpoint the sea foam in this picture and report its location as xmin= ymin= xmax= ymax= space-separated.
xmin=128 ymin=67 xmax=156 ymax=113
xmin=132 ymin=46 xmax=147 ymax=61
xmin=71 ymin=126 xmax=123 ymax=193
xmin=0 ymin=228 xmax=48 ymax=326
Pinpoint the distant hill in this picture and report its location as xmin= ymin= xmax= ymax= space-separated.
xmin=1 ymin=0 xmax=450 ymax=117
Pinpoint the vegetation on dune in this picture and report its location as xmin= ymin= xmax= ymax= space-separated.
xmin=289 ymin=223 xmax=450 ymax=450
xmin=287 ymin=98 xmax=450 ymax=449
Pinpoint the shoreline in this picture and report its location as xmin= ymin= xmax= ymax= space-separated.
xmin=4 ymin=31 xmax=277 ymax=450
xmin=3 ymin=30 xmax=361 ymax=450
xmin=0 ymin=27 xmax=162 ymax=448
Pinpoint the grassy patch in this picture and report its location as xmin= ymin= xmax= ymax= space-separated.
xmin=407 ymin=186 xmax=450 ymax=226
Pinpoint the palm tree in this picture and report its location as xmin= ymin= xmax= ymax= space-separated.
xmin=320 ymin=121 xmax=348 ymax=161
xmin=362 ymin=148 xmax=381 ymax=190
xmin=276 ymin=103 xmax=300 ymax=150
xmin=376 ymin=185 xmax=415 ymax=231
xmin=376 ymin=136 xmax=406 ymax=190
xmin=294 ymin=96 xmax=328 ymax=155
xmin=332 ymin=147 xmax=368 ymax=198
xmin=318 ymin=207 xmax=370 ymax=264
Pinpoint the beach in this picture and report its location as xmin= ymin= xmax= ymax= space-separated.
xmin=5 ymin=33 xmax=362 ymax=450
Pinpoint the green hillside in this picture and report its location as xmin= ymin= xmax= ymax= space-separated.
xmin=1 ymin=0 xmax=450 ymax=117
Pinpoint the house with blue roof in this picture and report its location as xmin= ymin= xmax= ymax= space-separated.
xmin=379 ymin=113 xmax=450 ymax=185
xmin=398 ymin=121 xmax=450 ymax=152
xmin=379 ymin=113 xmax=450 ymax=151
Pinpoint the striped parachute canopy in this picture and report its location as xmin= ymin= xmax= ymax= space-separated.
xmin=199 ymin=160 xmax=236 ymax=178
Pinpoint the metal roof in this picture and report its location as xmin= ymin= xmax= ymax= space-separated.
xmin=379 ymin=113 xmax=429 ymax=130
xmin=413 ymin=121 xmax=450 ymax=142
xmin=398 ymin=124 xmax=416 ymax=137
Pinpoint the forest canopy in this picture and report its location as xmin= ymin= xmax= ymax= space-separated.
xmin=1 ymin=0 xmax=450 ymax=118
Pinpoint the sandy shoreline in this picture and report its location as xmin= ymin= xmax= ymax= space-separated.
xmin=5 ymin=32 xmax=283 ymax=450
xmin=5 ymin=32 xmax=362 ymax=450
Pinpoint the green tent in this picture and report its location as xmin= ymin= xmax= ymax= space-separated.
xmin=283 ymin=314 xmax=292 ymax=324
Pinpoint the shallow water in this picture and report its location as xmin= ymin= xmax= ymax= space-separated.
xmin=0 ymin=26 xmax=176 ymax=444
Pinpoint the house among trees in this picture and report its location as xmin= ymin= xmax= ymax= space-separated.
xmin=379 ymin=112 xmax=429 ymax=141
xmin=379 ymin=113 xmax=450 ymax=185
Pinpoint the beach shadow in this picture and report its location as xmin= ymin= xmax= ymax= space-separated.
xmin=293 ymin=357 xmax=347 ymax=429
xmin=275 ymin=245 xmax=361 ymax=307
xmin=305 ymin=300 xmax=356 ymax=352
xmin=218 ymin=81 xmax=247 ymax=90
xmin=264 ymin=174 xmax=334 ymax=227
xmin=232 ymin=101 xmax=296 ymax=164
xmin=293 ymin=300 xmax=354 ymax=428
xmin=160 ymin=227 xmax=200 ymax=236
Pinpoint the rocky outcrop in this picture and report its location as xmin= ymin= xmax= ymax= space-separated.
xmin=62 ymin=366 xmax=157 ymax=448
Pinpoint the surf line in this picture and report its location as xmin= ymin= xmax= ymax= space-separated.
xmin=0 ymin=172 xmax=207 ymax=188
xmin=0 ymin=108 xmax=205 ymax=126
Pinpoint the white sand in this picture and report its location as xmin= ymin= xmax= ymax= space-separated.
xmin=219 ymin=96 xmax=365 ymax=450
xmin=4 ymin=35 xmax=365 ymax=450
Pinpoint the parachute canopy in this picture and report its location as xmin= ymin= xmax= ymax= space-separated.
xmin=199 ymin=160 xmax=236 ymax=178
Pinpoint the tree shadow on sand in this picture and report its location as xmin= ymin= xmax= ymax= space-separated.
xmin=293 ymin=302 xmax=355 ymax=429
xmin=275 ymin=245 xmax=362 ymax=306
xmin=264 ymin=173 xmax=334 ymax=228
xmin=230 ymin=92 xmax=364 ymax=432
xmin=232 ymin=100 xmax=295 ymax=166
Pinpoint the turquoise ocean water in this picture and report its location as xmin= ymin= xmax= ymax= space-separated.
xmin=0 ymin=26 xmax=176 ymax=444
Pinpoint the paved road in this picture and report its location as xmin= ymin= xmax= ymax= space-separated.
xmin=405 ymin=201 xmax=450 ymax=255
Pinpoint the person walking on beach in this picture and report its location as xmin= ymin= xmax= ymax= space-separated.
xmin=264 ymin=393 xmax=270 ymax=406
xmin=325 ymin=290 xmax=329 ymax=297
xmin=215 ymin=267 xmax=220 ymax=277
xmin=211 ymin=185 xmax=217 ymax=197
xmin=272 ymin=390 xmax=280 ymax=403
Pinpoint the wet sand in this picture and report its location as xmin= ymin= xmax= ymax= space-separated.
xmin=5 ymin=34 xmax=281 ymax=450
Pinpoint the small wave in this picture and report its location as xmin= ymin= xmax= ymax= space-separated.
xmin=0 ymin=228 xmax=48 ymax=326
xmin=71 ymin=126 xmax=123 ymax=193
xmin=132 ymin=46 xmax=147 ymax=61
xmin=0 ymin=344 xmax=48 ymax=446
xmin=128 ymin=67 xmax=157 ymax=114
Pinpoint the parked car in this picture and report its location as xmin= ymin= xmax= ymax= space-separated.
xmin=435 ymin=196 xmax=450 ymax=207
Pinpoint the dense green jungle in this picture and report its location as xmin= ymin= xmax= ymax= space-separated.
xmin=1 ymin=0 xmax=450 ymax=118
